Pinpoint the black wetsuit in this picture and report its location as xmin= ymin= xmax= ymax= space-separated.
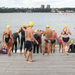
xmin=12 ymin=33 xmax=20 ymax=53
xmin=68 ymin=44 xmax=75 ymax=53
xmin=33 ymin=34 xmax=40 ymax=53
xmin=20 ymin=27 xmax=26 ymax=51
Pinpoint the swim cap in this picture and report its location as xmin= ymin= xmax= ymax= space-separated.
xmin=7 ymin=25 xmax=10 ymax=29
xmin=71 ymin=40 xmax=73 ymax=43
xmin=35 ymin=30 xmax=37 ymax=33
xmin=29 ymin=21 xmax=34 ymax=26
xmin=64 ymin=25 xmax=67 ymax=28
xmin=53 ymin=29 xmax=55 ymax=31
xmin=55 ymin=45 xmax=57 ymax=48
xmin=23 ymin=24 xmax=25 ymax=26
xmin=46 ymin=25 xmax=49 ymax=28
xmin=16 ymin=31 xmax=19 ymax=33
xmin=39 ymin=29 xmax=40 ymax=32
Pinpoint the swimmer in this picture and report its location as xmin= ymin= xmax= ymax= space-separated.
xmin=2 ymin=25 xmax=14 ymax=56
xmin=61 ymin=25 xmax=72 ymax=55
xmin=42 ymin=25 xmax=52 ymax=57
xmin=37 ymin=29 xmax=43 ymax=53
xmin=50 ymin=29 xmax=58 ymax=53
xmin=22 ymin=21 xmax=38 ymax=63
xmin=58 ymin=34 xmax=63 ymax=53
xmin=12 ymin=31 xmax=20 ymax=53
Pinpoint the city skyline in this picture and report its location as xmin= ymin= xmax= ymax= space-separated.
xmin=0 ymin=0 xmax=75 ymax=8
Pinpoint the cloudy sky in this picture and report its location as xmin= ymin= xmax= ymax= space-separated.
xmin=0 ymin=0 xmax=75 ymax=8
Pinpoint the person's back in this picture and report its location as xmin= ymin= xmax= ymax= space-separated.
xmin=44 ymin=29 xmax=52 ymax=39
xmin=21 ymin=27 xmax=26 ymax=37
xmin=12 ymin=33 xmax=19 ymax=41
xmin=25 ymin=27 xmax=33 ymax=41
xmin=50 ymin=31 xmax=57 ymax=40
xmin=33 ymin=32 xmax=40 ymax=53
xmin=12 ymin=31 xmax=20 ymax=53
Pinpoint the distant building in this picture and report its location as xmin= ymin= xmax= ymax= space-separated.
xmin=46 ymin=5 xmax=50 ymax=9
xmin=41 ymin=5 xmax=44 ymax=9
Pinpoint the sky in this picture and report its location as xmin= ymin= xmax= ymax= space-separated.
xmin=0 ymin=0 xmax=75 ymax=8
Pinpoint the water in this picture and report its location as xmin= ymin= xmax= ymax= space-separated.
xmin=0 ymin=13 xmax=75 ymax=51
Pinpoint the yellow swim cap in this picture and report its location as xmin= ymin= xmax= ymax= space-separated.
xmin=23 ymin=24 xmax=25 ymax=26
xmin=4 ymin=41 xmax=6 ymax=44
xmin=71 ymin=40 xmax=73 ymax=43
xmin=64 ymin=25 xmax=67 ymax=28
xmin=39 ymin=29 xmax=40 ymax=32
xmin=46 ymin=25 xmax=49 ymax=28
xmin=29 ymin=21 xmax=34 ymax=26
xmin=35 ymin=30 xmax=37 ymax=33
xmin=7 ymin=25 xmax=10 ymax=29
xmin=16 ymin=31 xmax=19 ymax=33
xmin=55 ymin=45 xmax=57 ymax=48
xmin=53 ymin=29 xmax=55 ymax=31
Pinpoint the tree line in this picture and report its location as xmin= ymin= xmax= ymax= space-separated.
xmin=0 ymin=8 xmax=75 ymax=13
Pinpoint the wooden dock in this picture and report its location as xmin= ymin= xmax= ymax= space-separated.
xmin=0 ymin=53 xmax=75 ymax=75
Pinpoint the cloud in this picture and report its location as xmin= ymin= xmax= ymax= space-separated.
xmin=0 ymin=0 xmax=75 ymax=8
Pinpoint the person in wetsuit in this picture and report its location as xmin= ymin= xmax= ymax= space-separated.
xmin=2 ymin=25 xmax=14 ymax=56
xmin=18 ymin=24 xmax=26 ymax=54
xmin=33 ymin=30 xmax=40 ymax=53
xmin=37 ymin=29 xmax=43 ymax=53
xmin=61 ymin=25 xmax=72 ymax=55
xmin=68 ymin=40 xmax=75 ymax=53
xmin=12 ymin=31 xmax=20 ymax=53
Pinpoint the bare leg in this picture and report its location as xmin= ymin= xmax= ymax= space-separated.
xmin=59 ymin=44 xmax=61 ymax=53
xmin=39 ymin=43 xmax=42 ymax=53
xmin=26 ymin=51 xmax=32 ymax=63
xmin=50 ymin=44 xmax=52 ymax=53
xmin=62 ymin=43 xmax=63 ymax=53
xmin=7 ymin=39 xmax=13 ymax=56
xmin=63 ymin=42 xmax=65 ymax=55
xmin=53 ymin=44 xmax=55 ymax=53
xmin=24 ymin=48 xmax=27 ymax=58
xmin=47 ymin=43 xmax=50 ymax=57
xmin=30 ymin=50 xmax=35 ymax=62
xmin=42 ymin=41 xmax=46 ymax=57
xmin=66 ymin=40 xmax=70 ymax=55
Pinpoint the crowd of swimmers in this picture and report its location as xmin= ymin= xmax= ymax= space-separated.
xmin=0 ymin=22 xmax=75 ymax=63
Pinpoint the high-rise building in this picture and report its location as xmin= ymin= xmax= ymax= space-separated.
xmin=41 ymin=5 xmax=44 ymax=9
xmin=46 ymin=5 xmax=50 ymax=9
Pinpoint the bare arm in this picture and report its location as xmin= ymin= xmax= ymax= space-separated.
xmin=18 ymin=27 xmax=21 ymax=33
xmin=31 ymin=32 xmax=38 ymax=44
xmin=68 ymin=29 xmax=72 ymax=35
xmin=43 ymin=31 xmax=45 ymax=36
xmin=22 ymin=26 xmax=26 ymax=32
xmin=10 ymin=30 xmax=14 ymax=41
xmin=2 ymin=31 xmax=5 ymax=42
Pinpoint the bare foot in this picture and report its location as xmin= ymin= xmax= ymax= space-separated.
xmin=41 ymin=55 xmax=44 ymax=57
xmin=64 ymin=52 xmax=65 ymax=55
xmin=20 ymin=51 xmax=22 ymax=54
xmin=66 ymin=52 xmax=69 ymax=55
xmin=47 ymin=55 xmax=49 ymax=57
xmin=8 ymin=52 xmax=11 ymax=56
xmin=26 ymin=61 xmax=32 ymax=63
xmin=24 ymin=55 xmax=26 ymax=58
xmin=31 ymin=59 xmax=35 ymax=62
